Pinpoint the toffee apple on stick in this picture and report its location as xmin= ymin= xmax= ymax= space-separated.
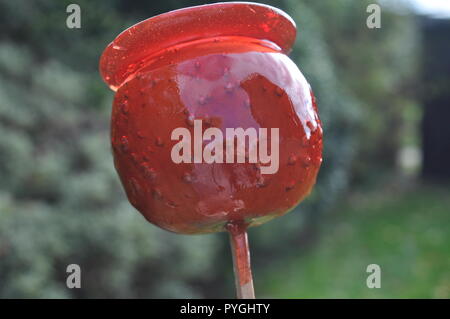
xmin=99 ymin=2 xmax=322 ymax=299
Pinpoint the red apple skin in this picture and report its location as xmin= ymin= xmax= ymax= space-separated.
xmin=110 ymin=38 xmax=322 ymax=234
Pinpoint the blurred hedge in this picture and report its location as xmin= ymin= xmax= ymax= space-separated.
xmin=0 ymin=0 xmax=418 ymax=298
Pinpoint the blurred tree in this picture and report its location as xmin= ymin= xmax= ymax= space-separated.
xmin=0 ymin=0 xmax=221 ymax=298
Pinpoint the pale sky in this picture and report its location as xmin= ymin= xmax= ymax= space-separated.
xmin=407 ymin=0 xmax=450 ymax=18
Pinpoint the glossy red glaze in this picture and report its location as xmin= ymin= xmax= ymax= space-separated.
xmin=100 ymin=2 xmax=323 ymax=234
xmin=100 ymin=2 xmax=296 ymax=91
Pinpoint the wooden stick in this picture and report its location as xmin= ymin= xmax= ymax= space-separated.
xmin=226 ymin=221 xmax=255 ymax=299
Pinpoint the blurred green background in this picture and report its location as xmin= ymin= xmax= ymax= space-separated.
xmin=0 ymin=0 xmax=448 ymax=298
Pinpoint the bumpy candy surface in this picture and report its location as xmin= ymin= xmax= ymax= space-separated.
xmin=100 ymin=3 xmax=323 ymax=234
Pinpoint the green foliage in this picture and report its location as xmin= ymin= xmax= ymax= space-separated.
xmin=0 ymin=0 xmax=419 ymax=298
xmin=0 ymin=8 xmax=220 ymax=297
xmin=259 ymin=185 xmax=450 ymax=298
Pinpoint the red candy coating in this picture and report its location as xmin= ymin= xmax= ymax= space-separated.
xmin=100 ymin=2 xmax=322 ymax=234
